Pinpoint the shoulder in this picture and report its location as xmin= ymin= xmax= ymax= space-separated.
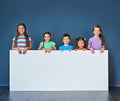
xmin=50 ymin=41 xmax=56 ymax=45
xmin=59 ymin=45 xmax=64 ymax=50
xmin=88 ymin=37 xmax=94 ymax=43
xmin=28 ymin=36 xmax=31 ymax=41
xmin=69 ymin=45 xmax=74 ymax=49
xmin=12 ymin=37 xmax=15 ymax=41
xmin=40 ymin=41 xmax=43 ymax=44
xmin=40 ymin=42 xmax=44 ymax=46
xmin=89 ymin=37 xmax=94 ymax=40
xmin=50 ymin=41 xmax=55 ymax=43
xmin=69 ymin=45 xmax=74 ymax=48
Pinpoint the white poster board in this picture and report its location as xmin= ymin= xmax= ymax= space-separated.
xmin=10 ymin=50 xmax=108 ymax=91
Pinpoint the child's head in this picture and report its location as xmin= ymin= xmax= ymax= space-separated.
xmin=75 ymin=37 xmax=86 ymax=49
xmin=43 ymin=32 xmax=51 ymax=42
xmin=92 ymin=25 xmax=102 ymax=37
xmin=17 ymin=23 xmax=26 ymax=35
xmin=92 ymin=25 xmax=105 ymax=45
xmin=62 ymin=34 xmax=71 ymax=45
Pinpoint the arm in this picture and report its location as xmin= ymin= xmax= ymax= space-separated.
xmin=100 ymin=45 xmax=105 ymax=53
xmin=27 ymin=43 xmax=32 ymax=50
xmin=53 ymin=45 xmax=57 ymax=50
xmin=88 ymin=44 xmax=94 ymax=53
xmin=12 ymin=42 xmax=17 ymax=50
xmin=38 ymin=42 xmax=45 ymax=50
xmin=12 ymin=41 xmax=22 ymax=54
xmin=38 ymin=46 xmax=45 ymax=50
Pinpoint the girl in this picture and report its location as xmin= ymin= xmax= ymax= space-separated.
xmin=74 ymin=37 xmax=87 ymax=51
xmin=38 ymin=32 xmax=56 ymax=53
xmin=12 ymin=23 xmax=32 ymax=54
xmin=88 ymin=25 xmax=105 ymax=53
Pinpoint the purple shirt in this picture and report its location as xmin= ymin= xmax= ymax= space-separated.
xmin=88 ymin=37 xmax=102 ymax=50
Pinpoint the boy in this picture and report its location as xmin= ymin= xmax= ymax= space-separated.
xmin=59 ymin=34 xmax=74 ymax=50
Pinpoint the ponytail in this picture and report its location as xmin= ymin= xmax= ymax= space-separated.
xmin=99 ymin=34 xmax=105 ymax=45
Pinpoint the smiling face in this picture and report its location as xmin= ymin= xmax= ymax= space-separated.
xmin=78 ymin=40 xmax=85 ymax=48
xmin=63 ymin=36 xmax=70 ymax=45
xmin=44 ymin=33 xmax=51 ymax=42
xmin=18 ymin=25 xmax=25 ymax=35
xmin=93 ymin=27 xmax=101 ymax=37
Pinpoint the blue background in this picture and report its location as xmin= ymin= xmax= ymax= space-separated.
xmin=0 ymin=0 xmax=120 ymax=86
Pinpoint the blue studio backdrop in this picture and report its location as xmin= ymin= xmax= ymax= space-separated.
xmin=0 ymin=0 xmax=120 ymax=86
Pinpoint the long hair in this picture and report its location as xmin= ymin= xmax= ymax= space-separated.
xmin=74 ymin=37 xmax=86 ymax=49
xmin=43 ymin=32 xmax=51 ymax=48
xmin=14 ymin=23 xmax=30 ymax=47
xmin=92 ymin=25 xmax=105 ymax=45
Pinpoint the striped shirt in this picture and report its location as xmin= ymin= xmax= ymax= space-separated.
xmin=13 ymin=36 xmax=31 ymax=50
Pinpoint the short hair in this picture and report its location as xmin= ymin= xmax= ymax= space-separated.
xmin=62 ymin=34 xmax=70 ymax=39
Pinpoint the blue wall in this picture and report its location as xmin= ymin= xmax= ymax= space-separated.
xmin=0 ymin=0 xmax=120 ymax=86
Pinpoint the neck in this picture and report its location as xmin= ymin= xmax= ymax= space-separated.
xmin=94 ymin=35 xmax=99 ymax=38
xmin=79 ymin=47 xmax=84 ymax=49
xmin=45 ymin=41 xmax=50 ymax=42
xmin=64 ymin=43 xmax=69 ymax=46
xmin=20 ymin=33 xmax=24 ymax=36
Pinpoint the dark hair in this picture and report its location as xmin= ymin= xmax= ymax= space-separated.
xmin=62 ymin=34 xmax=70 ymax=39
xmin=14 ymin=23 xmax=30 ymax=47
xmin=92 ymin=25 xmax=105 ymax=45
xmin=43 ymin=32 xmax=51 ymax=41
xmin=75 ymin=37 xmax=86 ymax=49
xmin=43 ymin=32 xmax=52 ymax=48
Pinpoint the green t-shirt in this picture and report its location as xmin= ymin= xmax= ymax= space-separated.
xmin=40 ymin=41 xmax=56 ymax=50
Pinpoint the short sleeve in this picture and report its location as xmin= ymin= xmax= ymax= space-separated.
xmin=88 ymin=38 xmax=92 ymax=45
xmin=51 ymin=41 xmax=56 ymax=47
xmin=69 ymin=45 xmax=74 ymax=50
xmin=71 ymin=46 xmax=74 ymax=50
xmin=13 ymin=37 xmax=15 ymax=41
xmin=59 ymin=46 xmax=62 ymax=50
xmin=39 ymin=42 xmax=43 ymax=47
xmin=29 ymin=37 xmax=31 ymax=42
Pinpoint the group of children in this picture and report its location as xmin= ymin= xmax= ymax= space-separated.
xmin=12 ymin=23 xmax=105 ymax=54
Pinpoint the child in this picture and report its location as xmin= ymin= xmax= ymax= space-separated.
xmin=59 ymin=34 xmax=74 ymax=50
xmin=74 ymin=37 xmax=87 ymax=51
xmin=38 ymin=32 xmax=56 ymax=53
xmin=12 ymin=23 xmax=32 ymax=54
xmin=88 ymin=25 xmax=105 ymax=53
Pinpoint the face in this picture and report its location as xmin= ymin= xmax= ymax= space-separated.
xmin=93 ymin=27 xmax=101 ymax=37
xmin=44 ymin=34 xmax=51 ymax=42
xmin=18 ymin=25 xmax=25 ymax=35
xmin=78 ymin=40 xmax=85 ymax=48
xmin=63 ymin=36 xmax=70 ymax=45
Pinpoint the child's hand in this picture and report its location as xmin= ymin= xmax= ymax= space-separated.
xmin=90 ymin=48 xmax=95 ymax=54
xmin=74 ymin=49 xmax=77 ymax=51
xmin=47 ymin=49 xmax=51 ymax=53
xmin=17 ymin=48 xmax=22 ymax=54
xmin=100 ymin=48 xmax=104 ymax=53
xmin=60 ymin=50 xmax=64 ymax=52
xmin=23 ymin=48 xmax=27 ymax=54
xmin=44 ymin=49 xmax=51 ymax=53
xmin=44 ymin=50 xmax=47 ymax=53
xmin=42 ymin=48 xmax=47 ymax=53
xmin=69 ymin=50 xmax=72 ymax=52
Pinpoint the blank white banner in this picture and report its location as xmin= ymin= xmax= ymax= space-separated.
xmin=10 ymin=50 xmax=108 ymax=91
